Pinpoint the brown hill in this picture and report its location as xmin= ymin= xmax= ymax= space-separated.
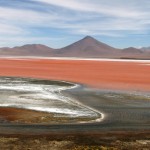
xmin=0 ymin=44 xmax=54 ymax=56
xmin=141 ymin=47 xmax=150 ymax=52
xmin=54 ymin=36 xmax=120 ymax=58
xmin=120 ymin=47 xmax=150 ymax=59
xmin=122 ymin=47 xmax=143 ymax=54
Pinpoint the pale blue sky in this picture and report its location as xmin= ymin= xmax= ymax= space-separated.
xmin=0 ymin=0 xmax=150 ymax=48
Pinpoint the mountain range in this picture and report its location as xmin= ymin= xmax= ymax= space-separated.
xmin=0 ymin=36 xmax=150 ymax=59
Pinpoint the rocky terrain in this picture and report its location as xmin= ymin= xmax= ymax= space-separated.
xmin=0 ymin=133 xmax=150 ymax=150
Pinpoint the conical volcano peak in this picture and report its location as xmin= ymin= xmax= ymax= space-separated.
xmin=57 ymin=35 xmax=118 ymax=57
xmin=83 ymin=36 xmax=96 ymax=41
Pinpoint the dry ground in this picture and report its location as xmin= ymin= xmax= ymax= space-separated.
xmin=0 ymin=133 xmax=150 ymax=150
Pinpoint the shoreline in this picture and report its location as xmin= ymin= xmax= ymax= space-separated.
xmin=0 ymin=77 xmax=149 ymax=131
xmin=0 ymin=56 xmax=150 ymax=62
xmin=0 ymin=77 xmax=103 ymax=124
xmin=0 ymin=76 xmax=149 ymax=128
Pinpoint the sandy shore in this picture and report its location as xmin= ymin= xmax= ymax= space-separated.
xmin=0 ymin=107 xmax=54 ymax=124
xmin=0 ymin=107 xmax=99 ymax=124
xmin=0 ymin=58 xmax=149 ymax=92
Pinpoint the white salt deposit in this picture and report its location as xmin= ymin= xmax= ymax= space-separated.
xmin=0 ymin=77 xmax=103 ymax=120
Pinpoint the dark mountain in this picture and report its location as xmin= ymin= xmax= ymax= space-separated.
xmin=54 ymin=36 xmax=120 ymax=58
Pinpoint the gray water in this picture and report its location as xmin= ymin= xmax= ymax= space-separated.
xmin=68 ymin=87 xmax=150 ymax=128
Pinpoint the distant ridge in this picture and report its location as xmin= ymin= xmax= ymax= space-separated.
xmin=141 ymin=47 xmax=150 ymax=51
xmin=0 ymin=36 xmax=150 ymax=59
xmin=0 ymin=44 xmax=54 ymax=56
xmin=122 ymin=47 xmax=143 ymax=53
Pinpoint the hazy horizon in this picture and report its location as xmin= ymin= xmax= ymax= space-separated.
xmin=0 ymin=35 xmax=148 ymax=50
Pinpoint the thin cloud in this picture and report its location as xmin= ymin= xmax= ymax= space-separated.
xmin=0 ymin=0 xmax=150 ymax=48
xmin=34 ymin=0 xmax=149 ymax=18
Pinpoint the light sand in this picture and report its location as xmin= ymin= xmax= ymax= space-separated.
xmin=0 ymin=58 xmax=149 ymax=91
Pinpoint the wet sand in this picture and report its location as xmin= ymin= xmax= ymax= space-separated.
xmin=0 ymin=58 xmax=149 ymax=91
xmin=0 ymin=107 xmax=54 ymax=124
xmin=0 ymin=107 xmax=97 ymax=124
